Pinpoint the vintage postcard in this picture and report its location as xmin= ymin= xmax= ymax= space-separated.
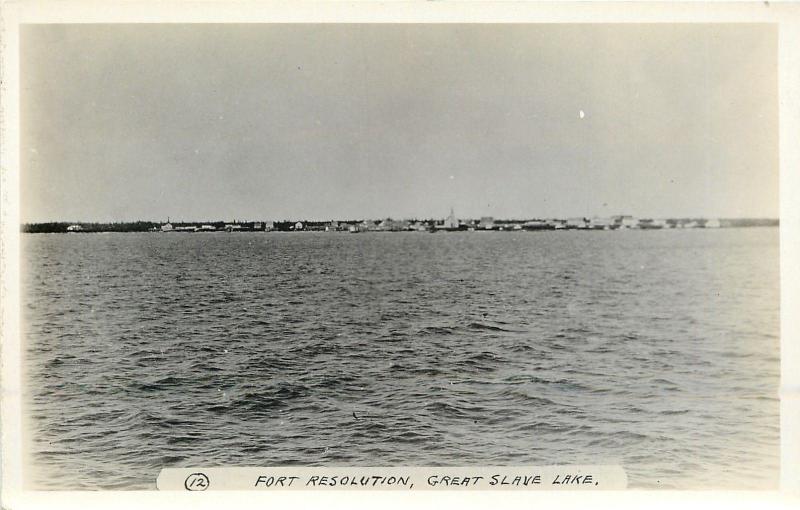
xmin=1 ymin=1 xmax=799 ymax=509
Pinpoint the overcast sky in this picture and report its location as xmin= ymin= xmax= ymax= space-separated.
xmin=21 ymin=24 xmax=777 ymax=222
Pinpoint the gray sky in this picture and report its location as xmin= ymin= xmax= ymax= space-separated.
xmin=21 ymin=24 xmax=778 ymax=222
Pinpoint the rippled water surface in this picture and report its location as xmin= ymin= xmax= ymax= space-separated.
xmin=23 ymin=229 xmax=780 ymax=489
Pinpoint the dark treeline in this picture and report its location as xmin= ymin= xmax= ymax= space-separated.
xmin=22 ymin=221 xmax=160 ymax=233
xmin=21 ymin=220 xmax=266 ymax=233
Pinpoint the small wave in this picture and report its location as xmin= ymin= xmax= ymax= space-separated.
xmin=460 ymin=351 xmax=506 ymax=370
xmin=166 ymin=435 xmax=203 ymax=445
xmin=131 ymin=376 xmax=185 ymax=392
xmin=652 ymin=378 xmax=679 ymax=386
xmin=159 ymin=455 xmax=188 ymax=465
xmin=411 ymin=366 xmax=443 ymax=376
xmin=494 ymin=389 xmax=558 ymax=406
xmin=189 ymin=362 xmax=224 ymax=372
xmin=586 ymin=430 xmax=650 ymax=447
xmin=232 ymin=383 xmax=312 ymax=413
xmin=391 ymin=430 xmax=430 ymax=444
xmin=423 ymin=401 xmax=469 ymax=418
xmin=515 ymin=421 xmax=572 ymax=434
xmin=508 ymin=343 xmax=535 ymax=352
xmin=376 ymin=331 xmax=409 ymax=343
xmin=563 ymin=326 xmax=592 ymax=335
xmin=527 ymin=376 xmax=592 ymax=392
xmin=310 ymin=373 xmax=360 ymax=390
xmin=467 ymin=322 xmax=523 ymax=333
xmin=585 ymin=346 xmax=613 ymax=354
xmin=205 ymin=403 xmax=231 ymax=414
xmin=418 ymin=326 xmax=456 ymax=336
xmin=307 ymin=342 xmax=342 ymax=355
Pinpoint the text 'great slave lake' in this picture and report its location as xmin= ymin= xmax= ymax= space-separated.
xmin=157 ymin=466 xmax=627 ymax=491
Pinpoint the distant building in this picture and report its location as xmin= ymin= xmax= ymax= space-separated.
xmin=589 ymin=217 xmax=613 ymax=230
xmin=705 ymin=219 xmax=721 ymax=228
xmin=199 ymin=225 xmax=216 ymax=232
xmin=160 ymin=223 xmax=174 ymax=232
xmin=294 ymin=221 xmax=304 ymax=231
xmin=439 ymin=208 xmax=459 ymax=230
xmin=566 ymin=217 xmax=588 ymax=229
xmin=523 ymin=220 xmax=549 ymax=230
xmin=480 ymin=216 xmax=495 ymax=230
xmin=638 ymin=219 xmax=663 ymax=229
xmin=66 ymin=224 xmax=83 ymax=232
xmin=615 ymin=215 xmax=638 ymax=229
xmin=360 ymin=220 xmax=378 ymax=231
xmin=378 ymin=218 xmax=409 ymax=231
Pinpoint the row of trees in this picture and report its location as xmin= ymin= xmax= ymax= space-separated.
xmin=22 ymin=221 xmax=160 ymax=233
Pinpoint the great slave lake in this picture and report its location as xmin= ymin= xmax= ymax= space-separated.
xmin=22 ymin=228 xmax=780 ymax=489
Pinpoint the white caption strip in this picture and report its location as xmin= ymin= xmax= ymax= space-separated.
xmin=157 ymin=465 xmax=627 ymax=491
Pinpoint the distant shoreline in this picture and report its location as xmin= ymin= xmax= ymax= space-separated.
xmin=21 ymin=217 xmax=779 ymax=234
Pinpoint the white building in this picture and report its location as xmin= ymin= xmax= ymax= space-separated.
xmin=589 ymin=217 xmax=613 ymax=230
xmin=443 ymin=208 xmax=459 ymax=229
xmin=620 ymin=216 xmax=638 ymax=229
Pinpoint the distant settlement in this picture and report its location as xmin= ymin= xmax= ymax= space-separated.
xmin=24 ymin=211 xmax=778 ymax=234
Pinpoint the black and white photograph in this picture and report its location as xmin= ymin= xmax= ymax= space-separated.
xmin=2 ymin=1 xmax=799 ymax=504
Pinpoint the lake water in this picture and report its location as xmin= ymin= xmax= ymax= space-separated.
xmin=22 ymin=229 xmax=780 ymax=489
